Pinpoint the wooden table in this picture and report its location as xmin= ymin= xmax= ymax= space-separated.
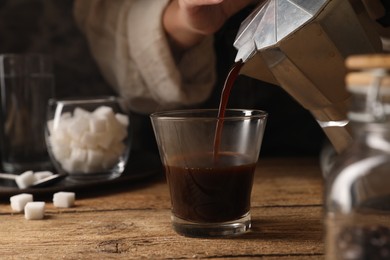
xmin=0 ymin=157 xmax=325 ymax=259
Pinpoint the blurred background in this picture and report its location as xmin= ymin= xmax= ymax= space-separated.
xmin=0 ymin=0 xmax=326 ymax=157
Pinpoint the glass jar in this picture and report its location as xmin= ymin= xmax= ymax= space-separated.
xmin=325 ymin=55 xmax=390 ymax=259
xmin=45 ymin=96 xmax=131 ymax=182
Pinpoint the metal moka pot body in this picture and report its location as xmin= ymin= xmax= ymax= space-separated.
xmin=234 ymin=0 xmax=382 ymax=153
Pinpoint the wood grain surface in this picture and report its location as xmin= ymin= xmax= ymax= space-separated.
xmin=0 ymin=157 xmax=325 ymax=259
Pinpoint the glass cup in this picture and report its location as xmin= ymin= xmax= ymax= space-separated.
xmin=45 ymin=96 xmax=131 ymax=182
xmin=150 ymin=109 xmax=267 ymax=237
xmin=0 ymin=53 xmax=55 ymax=173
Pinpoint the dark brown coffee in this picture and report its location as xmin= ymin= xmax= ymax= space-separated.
xmin=164 ymin=152 xmax=256 ymax=223
xmin=213 ymin=61 xmax=244 ymax=159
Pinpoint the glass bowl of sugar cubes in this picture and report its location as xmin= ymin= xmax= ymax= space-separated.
xmin=45 ymin=96 xmax=131 ymax=182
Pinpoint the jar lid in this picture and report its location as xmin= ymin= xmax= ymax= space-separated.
xmin=346 ymin=55 xmax=390 ymax=95
xmin=345 ymin=55 xmax=390 ymax=122
xmin=346 ymin=54 xmax=390 ymax=70
xmin=346 ymin=72 xmax=390 ymax=94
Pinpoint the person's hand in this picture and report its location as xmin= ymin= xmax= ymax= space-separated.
xmin=176 ymin=0 xmax=255 ymax=35
xmin=164 ymin=0 xmax=258 ymax=51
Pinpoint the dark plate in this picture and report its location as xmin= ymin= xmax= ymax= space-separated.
xmin=0 ymin=150 xmax=163 ymax=199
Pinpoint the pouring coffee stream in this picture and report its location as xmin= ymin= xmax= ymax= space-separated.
xmin=213 ymin=61 xmax=244 ymax=160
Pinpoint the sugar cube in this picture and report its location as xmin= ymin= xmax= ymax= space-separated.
xmin=79 ymin=132 xmax=99 ymax=149
xmin=74 ymin=107 xmax=90 ymax=118
xmin=34 ymin=171 xmax=54 ymax=181
xmin=61 ymin=157 xmax=84 ymax=173
xmin=95 ymin=131 xmax=114 ymax=149
xmin=15 ymin=171 xmax=35 ymax=189
xmin=24 ymin=201 xmax=45 ymax=220
xmin=53 ymin=191 xmax=75 ymax=208
xmin=10 ymin=193 xmax=33 ymax=212
xmin=115 ymin=113 xmax=129 ymax=127
xmin=60 ymin=112 xmax=72 ymax=120
xmin=47 ymin=104 xmax=129 ymax=174
xmin=89 ymin=116 xmax=107 ymax=133
xmin=93 ymin=106 xmax=115 ymax=119
xmin=70 ymin=147 xmax=88 ymax=162
xmin=67 ymin=116 xmax=89 ymax=141
xmin=51 ymin=142 xmax=71 ymax=162
xmin=86 ymin=148 xmax=104 ymax=168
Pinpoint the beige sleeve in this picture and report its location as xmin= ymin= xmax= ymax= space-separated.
xmin=73 ymin=0 xmax=216 ymax=114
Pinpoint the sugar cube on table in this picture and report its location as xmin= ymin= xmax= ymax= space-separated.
xmin=10 ymin=193 xmax=33 ymax=212
xmin=53 ymin=191 xmax=75 ymax=208
xmin=34 ymin=171 xmax=54 ymax=181
xmin=24 ymin=201 xmax=45 ymax=220
xmin=15 ymin=171 xmax=35 ymax=189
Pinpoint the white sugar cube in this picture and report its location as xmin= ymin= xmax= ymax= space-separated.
xmin=60 ymin=112 xmax=72 ymax=120
xmin=105 ymin=115 xmax=127 ymax=142
xmin=24 ymin=202 xmax=45 ymax=220
xmin=15 ymin=171 xmax=35 ymax=189
xmin=93 ymin=106 xmax=115 ymax=119
xmin=49 ymin=112 xmax=71 ymax=132
xmin=61 ymin=159 xmax=75 ymax=173
xmin=70 ymin=147 xmax=87 ymax=162
xmin=79 ymin=132 xmax=99 ymax=149
xmin=10 ymin=193 xmax=33 ymax=212
xmin=51 ymin=142 xmax=71 ymax=162
xmin=49 ymin=128 xmax=71 ymax=145
xmin=61 ymin=157 xmax=84 ymax=173
xmin=67 ymin=116 xmax=89 ymax=141
xmin=46 ymin=105 xmax=129 ymax=174
xmin=53 ymin=114 xmax=72 ymax=132
xmin=69 ymin=139 xmax=84 ymax=149
xmin=82 ymin=164 xmax=101 ymax=173
xmin=53 ymin=192 xmax=75 ymax=208
xmin=95 ymin=132 xmax=114 ymax=149
xmin=89 ymin=116 xmax=107 ymax=133
xmin=115 ymin=113 xmax=129 ymax=127
xmin=34 ymin=171 xmax=54 ymax=181
xmin=74 ymin=107 xmax=90 ymax=118
xmin=87 ymin=148 xmax=104 ymax=168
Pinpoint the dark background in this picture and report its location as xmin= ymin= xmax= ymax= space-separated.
xmin=0 ymin=0 xmax=326 ymax=157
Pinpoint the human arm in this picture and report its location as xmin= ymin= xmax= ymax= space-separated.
xmin=163 ymin=0 xmax=256 ymax=52
xmin=73 ymin=0 xmax=217 ymax=114
xmin=74 ymin=0 xmax=259 ymax=114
